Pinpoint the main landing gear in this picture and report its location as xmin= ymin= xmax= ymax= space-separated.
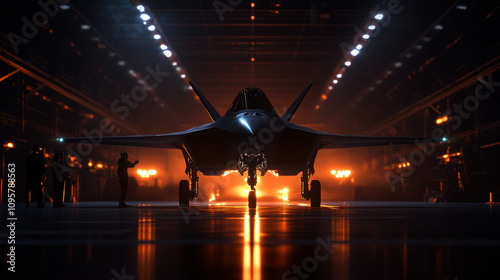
xmin=301 ymin=162 xmax=321 ymax=207
xmin=179 ymin=158 xmax=199 ymax=207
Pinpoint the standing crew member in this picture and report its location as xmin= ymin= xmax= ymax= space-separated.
xmin=117 ymin=152 xmax=139 ymax=208
xmin=25 ymin=144 xmax=46 ymax=208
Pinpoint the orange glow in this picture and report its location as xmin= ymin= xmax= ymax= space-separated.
xmin=442 ymin=154 xmax=449 ymax=158
xmin=137 ymin=169 xmax=157 ymax=178
xmin=96 ymin=163 xmax=103 ymax=169
xmin=275 ymin=10 xmax=279 ymax=14
xmin=332 ymin=170 xmax=351 ymax=178
xmin=436 ymin=116 xmax=449 ymax=124
xmin=5 ymin=142 xmax=14 ymax=148
xmin=243 ymin=211 xmax=261 ymax=280
xmin=321 ymin=94 xmax=327 ymax=100
xmin=268 ymin=170 xmax=279 ymax=177
xmin=251 ymin=57 xmax=255 ymax=62
xmin=137 ymin=214 xmax=156 ymax=280
xmin=251 ymin=3 xmax=255 ymax=7
xmin=209 ymin=193 xmax=216 ymax=202
xmin=251 ymin=16 xmax=255 ymax=20
xmin=222 ymin=170 xmax=238 ymax=177
xmin=88 ymin=161 xmax=93 ymax=167
xmin=279 ymin=188 xmax=289 ymax=202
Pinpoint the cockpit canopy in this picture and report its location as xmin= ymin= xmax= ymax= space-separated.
xmin=227 ymin=88 xmax=275 ymax=113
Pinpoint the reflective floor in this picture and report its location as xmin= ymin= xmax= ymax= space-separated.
xmin=2 ymin=201 xmax=500 ymax=279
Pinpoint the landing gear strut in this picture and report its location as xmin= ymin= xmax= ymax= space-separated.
xmin=301 ymin=161 xmax=321 ymax=207
xmin=179 ymin=157 xmax=199 ymax=207
xmin=239 ymin=154 xmax=267 ymax=209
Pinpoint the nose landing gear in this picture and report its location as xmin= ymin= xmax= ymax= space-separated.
xmin=239 ymin=154 xmax=267 ymax=209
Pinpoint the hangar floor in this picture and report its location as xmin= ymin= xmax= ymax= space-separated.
xmin=2 ymin=201 xmax=500 ymax=280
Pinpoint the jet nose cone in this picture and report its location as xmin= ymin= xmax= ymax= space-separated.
xmin=233 ymin=114 xmax=270 ymax=135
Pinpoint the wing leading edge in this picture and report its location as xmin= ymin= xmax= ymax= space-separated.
xmin=61 ymin=133 xmax=183 ymax=149
xmin=318 ymin=133 xmax=426 ymax=149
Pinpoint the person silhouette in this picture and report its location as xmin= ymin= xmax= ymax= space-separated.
xmin=25 ymin=144 xmax=46 ymax=208
xmin=117 ymin=152 xmax=139 ymax=208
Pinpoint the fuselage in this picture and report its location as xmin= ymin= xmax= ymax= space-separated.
xmin=180 ymin=88 xmax=320 ymax=176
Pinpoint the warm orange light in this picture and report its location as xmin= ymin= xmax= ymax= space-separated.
xmin=275 ymin=10 xmax=279 ymax=14
xmin=321 ymin=94 xmax=327 ymax=100
xmin=5 ymin=142 xmax=14 ymax=148
xmin=209 ymin=193 xmax=216 ymax=202
xmin=268 ymin=170 xmax=279 ymax=177
xmin=332 ymin=170 xmax=351 ymax=178
xmin=222 ymin=170 xmax=238 ymax=177
xmin=279 ymin=188 xmax=289 ymax=202
xmin=251 ymin=57 xmax=255 ymax=62
xmin=436 ymin=116 xmax=449 ymax=124
xmin=251 ymin=3 xmax=255 ymax=7
xmin=96 ymin=163 xmax=103 ymax=169
xmin=442 ymin=154 xmax=449 ymax=158
xmin=251 ymin=16 xmax=255 ymax=20
xmin=88 ymin=161 xmax=93 ymax=167
xmin=137 ymin=169 xmax=156 ymax=178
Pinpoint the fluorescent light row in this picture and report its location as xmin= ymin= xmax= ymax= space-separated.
xmin=136 ymin=4 xmax=190 ymax=83
xmin=317 ymin=12 xmax=385 ymax=107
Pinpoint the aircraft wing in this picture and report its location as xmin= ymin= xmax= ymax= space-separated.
xmin=318 ymin=133 xmax=426 ymax=149
xmin=60 ymin=132 xmax=184 ymax=149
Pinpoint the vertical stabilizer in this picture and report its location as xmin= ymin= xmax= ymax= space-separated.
xmin=282 ymin=82 xmax=313 ymax=122
xmin=189 ymin=82 xmax=221 ymax=122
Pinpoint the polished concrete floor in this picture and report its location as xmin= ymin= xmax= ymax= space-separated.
xmin=2 ymin=201 xmax=500 ymax=280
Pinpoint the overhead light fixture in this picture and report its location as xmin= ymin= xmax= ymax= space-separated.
xmin=181 ymin=74 xmax=186 ymax=78
xmin=153 ymin=34 xmax=161 ymax=40
xmin=394 ymin=62 xmax=403 ymax=68
xmin=118 ymin=61 xmax=125 ymax=66
xmin=344 ymin=61 xmax=351 ymax=66
xmin=333 ymin=80 xmax=338 ymax=84
xmin=140 ymin=14 xmax=151 ymax=21
xmin=374 ymin=13 xmax=384 ymax=20
xmin=362 ymin=34 xmax=370 ymax=39
xmin=434 ymin=24 xmax=443 ymax=30
xmin=148 ymin=25 xmax=156 ymax=31
xmin=163 ymin=50 xmax=172 ymax=57
xmin=175 ymin=67 xmax=181 ymax=71
xmin=328 ymin=86 xmax=333 ymax=90
xmin=368 ymin=25 xmax=376 ymax=30
xmin=456 ymin=5 xmax=467 ymax=10
xmin=350 ymin=49 xmax=360 ymax=56
xmin=356 ymin=44 xmax=362 ymax=50
xmin=60 ymin=4 xmax=70 ymax=10
xmin=172 ymin=62 xmax=178 ymax=66
xmin=336 ymin=74 xmax=342 ymax=78
xmin=160 ymin=44 xmax=168 ymax=50
xmin=137 ymin=5 xmax=145 ymax=12
xmin=80 ymin=24 xmax=90 ymax=30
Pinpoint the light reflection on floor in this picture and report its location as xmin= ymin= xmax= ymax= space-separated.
xmin=243 ymin=209 xmax=260 ymax=280
xmin=2 ymin=201 xmax=500 ymax=280
xmin=137 ymin=210 xmax=156 ymax=280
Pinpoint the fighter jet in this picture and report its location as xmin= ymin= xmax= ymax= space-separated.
xmin=62 ymin=82 xmax=424 ymax=208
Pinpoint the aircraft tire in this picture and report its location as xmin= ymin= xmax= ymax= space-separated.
xmin=310 ymin=180 xmax=321 ymax=207
xmin=179 ymin=180 xmax=190 ymax=207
